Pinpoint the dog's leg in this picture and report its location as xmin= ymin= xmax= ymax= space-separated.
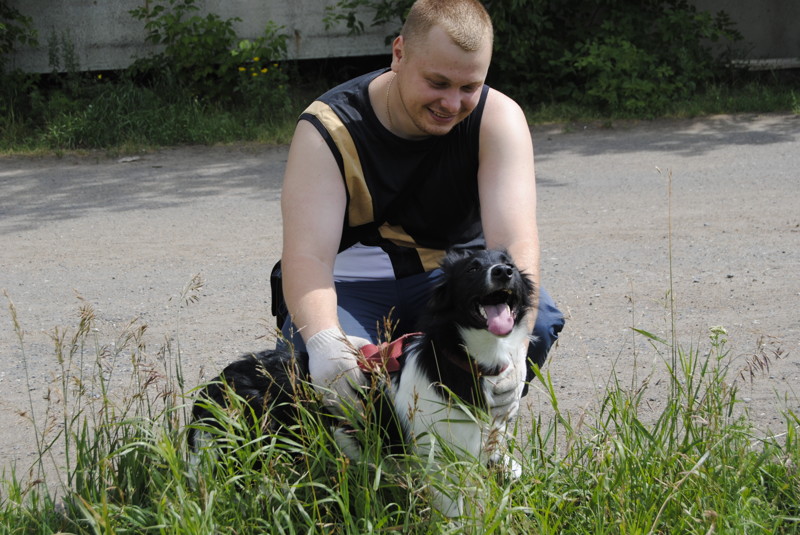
xmin=186 ymin=429 xmax=214 ymax=481
xmin=411 ymin=432 xmax=466 ymax=518
xmin=408 ymin=402 xmax=484 ymax=517
xmin=483 ymin=377 xmax=526 ymax=479
xmin=332 ymin=427 xmax=363 ymax=461
xmin=431 ymin=484 xmax=464 ymax=518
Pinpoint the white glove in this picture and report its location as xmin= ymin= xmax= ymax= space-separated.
xmin=484 ymin=353 xmax=527 ymax=421
xmin=306 ymin=328 xmax=371 ymax=409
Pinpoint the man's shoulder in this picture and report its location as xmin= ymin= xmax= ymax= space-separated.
xmin=317 ymin=69 xmax=387 ymax=105
xmin=480 ymin=87 xmax=527 ymax=136
xmin=483 ymin=87 xmax=524 ymax=119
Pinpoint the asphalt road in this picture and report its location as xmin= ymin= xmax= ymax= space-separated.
xmin=1 ymin=113 xmax=798 ymax=483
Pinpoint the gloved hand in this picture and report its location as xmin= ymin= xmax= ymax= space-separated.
xmin=484 ymin=350 xmax=527 ymax=421
xmin=306 ymin=327 xmax=372 ymax=409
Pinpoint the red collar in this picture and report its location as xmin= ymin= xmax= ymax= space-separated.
xmin=358 ymin=333 xmax=508 ymax=377
xmin=358 ymin=332 xmax=421 ymax=373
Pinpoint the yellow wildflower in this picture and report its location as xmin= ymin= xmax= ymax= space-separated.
xmin=252 ymin=57 xmax=260 ymax=62
xmin=238 ymin=66 xmax=246 ymax=72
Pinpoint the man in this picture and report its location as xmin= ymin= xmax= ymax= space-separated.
xmin=279 ymin=0 xmax=563 ymax=422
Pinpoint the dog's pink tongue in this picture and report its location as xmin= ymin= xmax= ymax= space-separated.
xmin=485 ymin=303 xmax=514 ymax=336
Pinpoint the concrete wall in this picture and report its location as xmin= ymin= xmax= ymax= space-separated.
xmin=5 ymin=0 xmax=799 ymax=73
xmin=693 ymin=0 xmax=800 ymax=61
xmin=6 ymin=0 xmax=394 ymax=73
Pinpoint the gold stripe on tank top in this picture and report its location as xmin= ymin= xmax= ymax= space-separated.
xmin=304 ymin=100 xmax=374 ymax=226
xmin=378 ymin=223 xmax=446 ymax=271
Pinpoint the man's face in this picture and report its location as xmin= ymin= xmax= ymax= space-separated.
xmin=391 ymin=25 xmax=492 ymax=139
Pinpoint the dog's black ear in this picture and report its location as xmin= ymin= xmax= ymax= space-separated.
xmin=439 ymin=247 xmax=471 ymax=271
xmin=426 ymin=269 xmax=453 ymax=315
xmin=423 ymin=249 xmax=465 ymax=316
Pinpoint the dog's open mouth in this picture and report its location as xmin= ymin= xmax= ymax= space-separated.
xmin=477 ymin=289 xmax=516 ymax=336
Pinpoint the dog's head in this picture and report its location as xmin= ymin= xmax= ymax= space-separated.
xmin=425 ymin=249 xmax=535 ymax=336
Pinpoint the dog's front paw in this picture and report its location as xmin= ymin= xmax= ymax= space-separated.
xmin=489 ymin=451 xmax=522 ymax=480
xmin=333 ymin=426 xmax=363 ymax=461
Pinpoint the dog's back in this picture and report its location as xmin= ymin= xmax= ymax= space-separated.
xmin=188 ymin=349 xmax=308 ymax=451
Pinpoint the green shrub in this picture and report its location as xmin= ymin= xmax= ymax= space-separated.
xmin=0 ymin=1 xmax=39 ymax=139
xmin=325 ymin=0 xmax=742 ymax=116
xmin=129 ymin=0 xmax=240 ymax=100
xmin=560 ymin=1 xmax=741 ymax=115
xmin=129 ymin=0 xmax=290 ymax=112
xmin=570 ymin=35 xmax=677 ymax=114
xmin=324 ymin=0 xmax=413 ymax=43
xmin=228 ymin=24 xmax=292 ymax=121
xmin=0 ymin=0 xmax=37 ymax=72
xmin=0 ymin=1 xmax=295 ymax=150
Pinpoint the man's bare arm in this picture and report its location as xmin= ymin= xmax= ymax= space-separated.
xmin=280 ymin=120 xmax=346 ymax=341
xmin=478 ymin=89 xmax=540 ymax=324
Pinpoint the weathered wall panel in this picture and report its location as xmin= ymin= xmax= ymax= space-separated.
xmin=5 ymin=0 xmax=798 ymax=73
xmin=693 ymin=0 xmax=800 ymax=60
xmin=6 ymin=0 xmax=394 ymax=73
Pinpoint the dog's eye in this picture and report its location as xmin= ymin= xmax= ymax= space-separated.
xmin=467 ymin=262 xmax=481 ymax=273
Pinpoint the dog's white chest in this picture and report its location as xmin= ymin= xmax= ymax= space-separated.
xmin=393 ymin=351 xmax=486 ymax=460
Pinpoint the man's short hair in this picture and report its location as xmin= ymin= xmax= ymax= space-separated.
xmin=401 ymin=0 xmax=493 ymax=53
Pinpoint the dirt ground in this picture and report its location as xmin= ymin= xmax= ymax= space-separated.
xmin=1 ymin=113 xmax=798 ymax=486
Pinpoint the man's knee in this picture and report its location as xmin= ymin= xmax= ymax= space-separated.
xmin=525 ymin=288 xmax=564 ymax=386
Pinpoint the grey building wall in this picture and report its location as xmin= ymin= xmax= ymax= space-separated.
xmin=693 ymin=0 xmax=800 ymax=61
xmin=5 ymin=0 xmax=799 ymax=74
xmin=6 ymin=0 xmax=394 ymax=73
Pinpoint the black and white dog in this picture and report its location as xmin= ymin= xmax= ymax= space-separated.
xmin=189 ymin=249 xmax=535 ymax=516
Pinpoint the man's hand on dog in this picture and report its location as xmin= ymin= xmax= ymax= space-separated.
xmin=306 ymin=328 xmax=372 ymax=407
xmin=485 ymin=351 xmax=527 ymax=420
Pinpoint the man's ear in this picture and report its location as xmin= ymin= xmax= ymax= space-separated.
xmin=390 ymin=35 xmax=404 ymax=71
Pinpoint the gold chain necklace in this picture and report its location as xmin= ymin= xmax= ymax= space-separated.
xmin=386 ymin=73 xmax=396 ymax=130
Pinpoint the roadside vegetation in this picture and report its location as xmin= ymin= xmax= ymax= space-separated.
xmin=2 ymin=278 xmax=798 ymax=533
xmin=1 ymin=0 xmax=798 ymax=155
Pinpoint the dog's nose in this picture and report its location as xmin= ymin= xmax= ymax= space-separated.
xmin=491 ymin=264 xmax=513 ymax=281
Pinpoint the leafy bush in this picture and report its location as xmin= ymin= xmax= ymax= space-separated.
xmin=558 ymin=0 xmax=742 ymax=115
xmin=0 ymin=1 xmax=38 ymax=136
xmin=129 ymin=0 xmax=240 ymax=100
xmin=0 ymin=1 xmax=295 ymax=150
xmin=326 ymin=0 xmax=742 ymax=116
xmin=228 ymin=24 xmax=292 ymax=121
xmin=0 ymin=0 xmax=37 ymax=72
xmin=129 ymin=0 xmax=290 ymax=112
xmin=324 ymin=0 xmax=413 ymax=43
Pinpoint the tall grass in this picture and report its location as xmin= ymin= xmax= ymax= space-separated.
xmin=525 ymin=78 xmax=800 ymax=125
xmin=0 ymin=75 xmax=301 ymax=154
xmin=2 ymin=278 xmax=798 ymax=533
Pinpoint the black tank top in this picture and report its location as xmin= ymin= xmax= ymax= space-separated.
xmin=300 ymin=69 xmax=489 ymax=278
